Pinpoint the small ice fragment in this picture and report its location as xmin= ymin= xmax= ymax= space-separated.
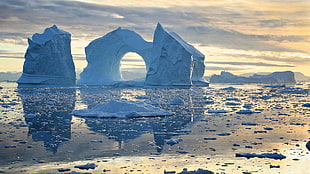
xmin=208 ymin=110 xmax=228 ymax=113
xmin=135 ymin=95 xmax=149 ymax=99
xmin=177 ymin=168 xmax=214 ymax=174
xmin=302 ymin=103 xmax=310 ymax=107
xmin=204 ymin=137 xmax=217 ymax=140
xmin=217 ymin=133 xmax=231 ymax=136
xmin=221 ymin=87 xmax=236 ymax=90
xmin=236 ymin=110 xmax=257 ymax=114
xmin=176 ymin=150 xmax=189 ymax=154
xmin=58 ymin=168 xmax=71 ymax=172
xmin=74 ymin=163 xmax=96 ymax=170
xmin=235 ymin=152 xmax=286 ymax=160
xmin=306 ymin=141 xmax=310 ymax=151
xmin=254 ymin=130 xmax=267 ymax=134
xmin=169 ymin=97 xmax=185 ymax=105
xmin=241 ymin=122 xmax=258 ymax=126
xmin=166 ymin=138 xmax=182 ymax=146
xmin=225 ymin=102 xmax=240 ymax=106
xmin=264 ymin=127 xmax=273 ymax=130
xmin=243 ymin=104 xmax=252 ymax=109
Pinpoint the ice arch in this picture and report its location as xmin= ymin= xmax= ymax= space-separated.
xmin=78 ymin=28 xmax=152 ymax=85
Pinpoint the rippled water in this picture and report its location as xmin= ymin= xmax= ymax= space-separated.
xmin=0 ymin=82 xmax=309 ymax=174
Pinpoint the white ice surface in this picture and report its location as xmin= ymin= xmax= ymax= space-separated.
xmin=73 ymin=100 xmax=174 ymax=118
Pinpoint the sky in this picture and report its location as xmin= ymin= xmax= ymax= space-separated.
xmin=0 ymin=0 xmax=309 ymax=76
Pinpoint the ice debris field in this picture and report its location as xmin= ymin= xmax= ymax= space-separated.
xmin=0 ymin=82 xmax=310 ymax=173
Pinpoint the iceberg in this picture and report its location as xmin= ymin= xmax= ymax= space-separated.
xmin=145 ymin=23 xmax=207 ymax=86
xmin=210 ymin=71 xmax=295 ymax=83
xmin=17 ymin=25 xmax=76 ymax=87
xmin=78 ymin=28 xmax=153 ymax=85
xmin=78 ymin=23 xmax=208 ymax=86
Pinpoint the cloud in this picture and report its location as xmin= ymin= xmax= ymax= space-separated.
xmin=1 ymin=0 xmax=308 ymax=51
xmin=0 ymin=0 xmax=309 ymax=76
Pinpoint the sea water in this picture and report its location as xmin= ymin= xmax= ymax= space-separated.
xmin=0 ymin=82 xmax=309 ymax=173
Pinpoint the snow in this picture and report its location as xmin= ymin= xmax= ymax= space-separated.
xmin=17 ymin=25 xmax=76 ymax=87
xmin=79 ymin=23 xmax=208 ymax=86
xmin=73 ymin=100 xmax=174 ymax=118
xmin=210 ymin=71 xmax=296 ymax=83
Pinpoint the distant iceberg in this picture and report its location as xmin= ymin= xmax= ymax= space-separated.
xmin=210 ymin=71 xmax=296 ymax=83
xmin=17 ymin=25 xmax=76 ymax=87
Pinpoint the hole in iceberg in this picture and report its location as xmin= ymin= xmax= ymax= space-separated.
xmin=120 ymin=52 xmax=147 ymax=81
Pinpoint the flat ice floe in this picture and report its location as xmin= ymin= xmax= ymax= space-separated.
xmin=73 ymin=100 xmax=174 ymax=118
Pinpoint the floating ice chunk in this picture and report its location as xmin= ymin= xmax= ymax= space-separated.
xmin=208 ymin=110 xmax=229 ymax=113
xmin=177 ymin=168 xmax=214 ymax=174
xmin=73 ymin=100 xmax=174 ymax=118
xmin=204 ymin=137 xmax=217 ymax=140
xmin=225 ymin=102 xmax=241 ymax=106
xmin=176 ymin=150 xmax=189 ymax=154
xmin=306 ymin=141 xmax=310 ymax=151
xmin=302 ymin=103 xmax=310 ymax=107
xmin=235 ymin=153 xmax=286 ymax=160
xmin=236 ymin=110 xmax=258 ymax=114
xmin=243 ymin=104 xmax=252 ymax=109
xmin=241 ymin=122 xmax=258 ymax=126
xmin=74 ymin=163 xmax=96 ymax=170
xmin=217 ymin=133 xmax=231 ymax=136
xmin=220 ymin=87 xmax=236 ymax=90
xmin=226 ymin=97 xmax=240 ymax=101
xmin=195 ymin=100 xmax=214 ymax=104
xmin=169 ymin=97 xmax=185 ymax=105
xmin=135 ymin=95 xmax=149 ymax=99
xmin=166 ymin=138 xmax=183 ymax=146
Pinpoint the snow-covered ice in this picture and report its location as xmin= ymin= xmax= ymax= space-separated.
xmin=73 ymin=100 xmax=174 ymax=118
xmin=17 ymin=25 xmax=76 ymax=87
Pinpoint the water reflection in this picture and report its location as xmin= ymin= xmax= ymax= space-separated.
xmin=78 ymin=87 xmax=203 ymax=153
xmin=19 ymin=88 xmax=76 ymax=153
